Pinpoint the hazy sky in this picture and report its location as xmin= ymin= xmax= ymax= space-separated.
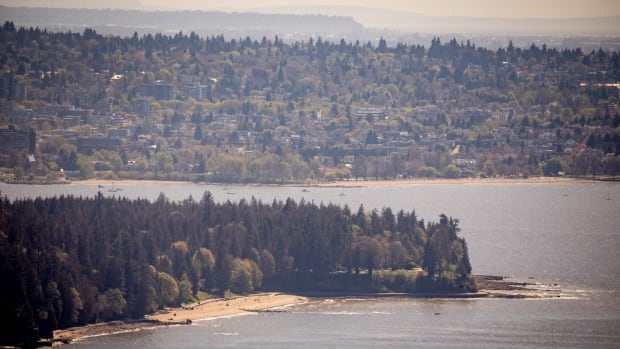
xmin=141 ymin=0 xmax=620 ymax=18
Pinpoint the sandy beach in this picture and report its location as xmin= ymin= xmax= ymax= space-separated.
xmin=73 ymin=178 xmax=192 ymax=186
xmin=146 ymin=293 xmax=307 ymax=322
xmin=53 ymin=293 xmax=307 ymax=344
xmin=314 ymin=176 xmax=593 ymax=188
xmin=52 ymin=277 xmax=567 ymax=345
xmin=71 ymin=176 xmax=600 ymax=189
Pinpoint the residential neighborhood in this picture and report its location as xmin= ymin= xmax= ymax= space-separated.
xmin=0 ymin=24 xmax=618 ymax=183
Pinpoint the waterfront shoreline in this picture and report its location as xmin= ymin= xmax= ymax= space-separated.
xmin=52 ymin=275 xmax=563 ymax=345
xmin=144 ymin=292 xmax=308 ymax=323
xmin=313 ymin=176 xmax=597 ymax=188
xmin=53 ymin=293 xmax=308 ymax=345
xmin=68 ymin=176 xmax=605 ymax=189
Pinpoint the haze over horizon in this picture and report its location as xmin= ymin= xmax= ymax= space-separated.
xmin=155 ymin=0 xmax=620 ymax=19
xmin=1 ymin=0 xmax=619 ymax=19
xmin=1 ymin=0 xmax=619 ymax=43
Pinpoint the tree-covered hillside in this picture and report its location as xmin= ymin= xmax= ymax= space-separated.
xmin=1 ymin=23 xmax=618 ymax=183
xmin=0 ymin=192 xmax=474 ymax=346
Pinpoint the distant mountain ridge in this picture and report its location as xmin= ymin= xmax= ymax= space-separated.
xmin=2 ymin=1 xmax=618 ymax=36
xmin=0 ymin=6 xmax=364 ymax=38
xmin=1 ymin=4 xmax=618 ymax=51
xmin=252 ymin=5 xmax=620 ymax=36
xmin=0 ymin=0 xmax=144 ymax=10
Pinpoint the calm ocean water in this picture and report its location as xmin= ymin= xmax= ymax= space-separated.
xmin=2 ymin=181 xmax=619 ymax=348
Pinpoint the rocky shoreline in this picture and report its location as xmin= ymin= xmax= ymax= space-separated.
xmin=474 ymin=275 xmax=563 ymax=298
xmin=51 ymin=319 xmax=178 ymax=345
xmin=49 ymin=276 xmax=565 ymax=345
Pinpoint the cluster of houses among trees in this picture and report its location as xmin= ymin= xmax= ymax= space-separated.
xmin=2 ymin=14 xmax=619 ymax=348
xmin=0 ymin=22 xmax=619 ymax=183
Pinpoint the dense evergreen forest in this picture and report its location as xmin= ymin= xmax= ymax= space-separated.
xmin=1 ymin=22 xmax=619 ymax=184
xmin=0 ymin=191 xmax=473 ymax=346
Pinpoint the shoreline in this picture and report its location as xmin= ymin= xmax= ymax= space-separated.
xmin=144 ymin=292 xmax=307 ymax=323
xmin=53 ymin=293 xmax=307 ymax=345
xmin=66 ymin=176 xmax=610 ymax=189
xmin=312 ymin=176 xmax=600 ymax=188
xmin=52 ymin=276 xmax=564 ymax=344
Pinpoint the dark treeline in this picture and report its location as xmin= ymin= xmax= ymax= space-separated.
xmin=2 ymin=21 xmax=618 ymax=107
xmin=0 ymin=191 xmax=474 ymax=346
xmin=4 ymin=22 xmax=614 ymax=77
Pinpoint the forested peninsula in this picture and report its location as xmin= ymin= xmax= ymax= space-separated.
xmin=0 ymin=192 xmax=474 ymax=346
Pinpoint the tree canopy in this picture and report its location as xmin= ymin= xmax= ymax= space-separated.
xmin=0 ymin=191 xmax=474 ymax=346
xmin=1 ymin=23 xmax=618 ymax=183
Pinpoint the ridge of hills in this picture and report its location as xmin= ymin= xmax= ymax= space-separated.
xmin=1 ymin=2 xmax=619 ymax=37
xmin=0 ymin=5 xmax=363 ymax=39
